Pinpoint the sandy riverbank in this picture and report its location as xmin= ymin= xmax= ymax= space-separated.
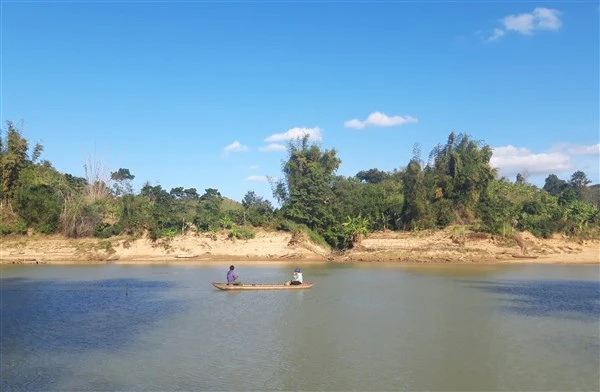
xmin=1 ymin=228 xmax=598 ymax=265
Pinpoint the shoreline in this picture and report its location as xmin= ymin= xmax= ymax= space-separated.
xmin=1 ymin=229 xmax=599 ymax=266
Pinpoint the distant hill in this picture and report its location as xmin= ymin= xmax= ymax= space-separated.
xmin=222 ymin=197 xmax=243 ymax=211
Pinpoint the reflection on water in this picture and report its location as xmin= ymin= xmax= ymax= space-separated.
xmin=464 ymin=279 xmax=600 ymax=321
xmin=1 ymin=276 xmax=186 ymax=391
xmin=1 ymin=264 xmax=598 ymax=391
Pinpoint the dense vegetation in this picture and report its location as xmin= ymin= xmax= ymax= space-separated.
xmin=1 ymin=121 xmax=598 ymax=249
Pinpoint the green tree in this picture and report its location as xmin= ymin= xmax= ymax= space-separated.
xmin=31 ymin=143 xmax=44 ymax=163
xmin=356 ymin=168 xmax=389 ymax=184
xmin=140 ymin=183 xmax=177 ymax=238
xmin=16 ymin=184 xmax=62 ymax=233
xmin=0 ymin=121 xmax=29 ymax=205
xmin=331 ymin=176 xmax=400 ymax=231
xmin=110 ymin=168 xmax=135 ymax=196
xmin=570 ymin=171 xmax=591 ymax=189
xmin=558 ymin=188 xmax=577 ymax=206
xmin=117 ymin=194 xmax=149 ymax=235
xmin=543 ymin=174 xmax=567 ymax=196
xmin=478 ymin=179 xmax=522 ymax=236
xmin=569 ymin=171 xmax=593 ymax=202
xmin=272 ymin=135 xmax=341 ymax=244
xmin=588 ymin=185 xmax=600 ymax=210
xmin=242 ymin=190 xmax=274 ymax=226
xmin=428 ymin=132 xmax=495 ymax=209
xmin=517 ymin=199 xmax=555 ymax=238
xmin=563 ymin=199 xmax=598 ymax=235
xmin=195 ymin=188 xmax=224 ymax=231
xmin=515 ymin=173 xmax=527 ymax=185
xmin=170 ymin=187 xmax=199 ymax=200
xmin=168 ymin=187 xmax=200 ymax=233
xmin=401 ymin=158 xmax=431 ymax=230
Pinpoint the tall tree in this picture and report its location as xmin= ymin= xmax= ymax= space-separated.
xmin=570 ymin=171 xmax=591 ymax=189
xmin=195 ymin=188 xmax=224 ymax=230
xmin=117 ymin=194 xmax=149 ymax=235
xmin=242 ymin=190 xmax=274 ymax=226
xmin=140 ymin=184 xmax=176 ymax=237
xmin=428 ymin=132 xmax=496 ymax=216
xmin=401 ymin=158 xmax=429 ymax=229
xmin=569 ymin=171 xmax=591 ymax=199
xmin=16 ymin=184 xmax=62 ymax=233
xmin=272 ymin=134 xmax=341 ymax=236
xmin=170 ymin=187 xmax=199 ymax=200
xmin=543 ymin=174 xmax=567 ymax=196
xmin=110 ymin=168 xmax=135 ymax=196
xmin=356 ymin=168 xmax=388 ymax=184
xmin=0 ymin=121 xmax=29 ymax=205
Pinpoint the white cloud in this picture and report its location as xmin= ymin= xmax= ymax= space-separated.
xmin=488 ymin=7 xmax=562 ymax=41
xmin=259 ymin=143 xmax=287 ymax=152
xmin=344 ymin=119 xmax=365 ymax=129
xmin=246 ymin=175 xmax=268 ymax=183
xmin=490 ymin=145 xmax=571 ymax=176
xmin=488 ymin=28 xmax=506 ymax=41
xmin=223 ymin=141 xmax=249 ymax=153
xmin=532 ymin=7 xmax=563 ymax=30
xmin=265 ymin=127 xmax=322 ymax=142
xmin=567 ymin=143 xmax=600 ymax=155
xmin=344 ymin=112 xmax=418 ymax=129
xmin=502 ymin=12 xmax=536 ymax=35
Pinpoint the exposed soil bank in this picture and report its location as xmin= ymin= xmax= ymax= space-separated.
xmin=1 ymin=229 xmax=598 ymax=265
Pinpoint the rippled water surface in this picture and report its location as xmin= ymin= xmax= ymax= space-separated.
xmin=1 ymin=263 xmax=599 ymax=391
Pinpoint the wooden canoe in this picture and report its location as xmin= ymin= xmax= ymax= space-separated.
xmin=211 ymin=282 xmax=314 ymax=291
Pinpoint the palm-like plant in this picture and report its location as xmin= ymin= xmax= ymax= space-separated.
xmin=219 ymin=215 xmax=234 ymax=229
xmin=342 ymin=215 xmax=370 ymax=246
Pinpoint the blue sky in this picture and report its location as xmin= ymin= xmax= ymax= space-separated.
xmin=2 ymin=1 xmax=599 ymax=203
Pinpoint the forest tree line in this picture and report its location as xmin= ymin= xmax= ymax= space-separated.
xmin=1 ymin=120 xmax=599 ymax=249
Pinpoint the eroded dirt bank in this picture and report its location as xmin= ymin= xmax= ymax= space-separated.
xmin=1 ymin=228 xmax=598 ymax=265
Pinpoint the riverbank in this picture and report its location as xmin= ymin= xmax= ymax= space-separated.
xmin=1 ymin=228 xmax=598 ymax=265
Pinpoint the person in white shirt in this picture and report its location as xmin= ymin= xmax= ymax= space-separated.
xmin=290 ymin=267 xmax=303 ymax=285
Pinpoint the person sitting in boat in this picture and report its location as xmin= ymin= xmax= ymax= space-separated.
xmin=289 ymin=267 xmax=303 ymax=286
xmin=227 ymin=265 xmax=241 ymax=285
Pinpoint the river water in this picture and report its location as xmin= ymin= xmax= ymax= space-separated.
xmin=1 ymin=263 xmax=598 ymax=391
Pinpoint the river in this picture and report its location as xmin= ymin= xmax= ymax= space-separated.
xmin=1 ymin=263 xmax=598 ymax=391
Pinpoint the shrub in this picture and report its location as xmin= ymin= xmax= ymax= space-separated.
xmin=0 ymin=224 xmax=11 ymax=235
xmin=228 ymin=226 xmax=255 ymax=240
